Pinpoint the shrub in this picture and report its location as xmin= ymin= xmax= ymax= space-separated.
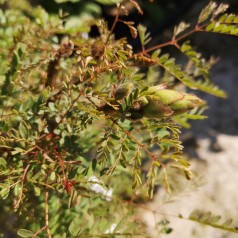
xmin=0 ymin=0 xmax=238 ymax=237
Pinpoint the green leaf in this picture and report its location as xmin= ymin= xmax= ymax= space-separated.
xmin=157 ymin=52 xmax=227 ymax=98
xmin=95 ymin=0 xmax=122 ymax=5
xmin=19 ymin=120 xmax=29 ymax=139
xmin=17 ymin=229 xmax=35 ymax=238
xmin=110 ymin=134 xmax=120 ymax=140
xmin=137 ymin=24 xmax=151 ymax=46
xmin=50 ymin=171 xmax=56 ymax=181
xmin=114 ymin=216 xmax=128 ymax=233
xmin=34 ymin=186 xmax=41 ymax=196
xmin=55 ymin=0 xmax=81 ymax=3
xmin=12 ymin=147 xmax=25 ymax=155
xmin=188 ymin=210 xmax=238 ymax=234
xmin=157 ymin=128 xmax=170 ymax=139
xmin=0 ymin=184 xmax=10 ymax=199
xmin=69 ymin=217 xmax=81 ymax=235
xmin=0 ymin=157 xmax=7 ymax=168
xmin=1 ymin=46 xmax=23 ymax=95
xmin=91 ymin=159 xmax=97 ymax=171
xmin=20 ymin=98 xmax=34 ymax=112
xmin=160 ymin=227 xmax=173 ymax=234
xmin=64 ymin=16 xmax=91 ymax=34
xmin=219 ymin=14 xmax=238 ymax=24
xmin=222 ymin=219 xmax=233 ymax=226
xmin=205 ymin=22 xmax=238 ymax=36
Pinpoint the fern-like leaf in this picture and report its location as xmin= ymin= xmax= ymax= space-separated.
xmin=146 ymin=65 xmax=160 ymax=84
xmin=157 ymin=53 xmax=227 ymax=98
xmin=187 ymin=210 xmax=238 ymax=234
xmin=181 ymin=41 xmax=211 ymax=79
xmin=205 ymin=21 xmax=238 ymax=36
xmin=137 ymin=24 xmax=152 ymax=47
xmin=219 ymin=14 xmax=238 ymax=24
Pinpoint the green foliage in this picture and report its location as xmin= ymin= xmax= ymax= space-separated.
xmin=0 ymin=0 xmax=238 ymax=237
xmin=156 ymin=51 xmax=226 ymax=98
xmin=187 ymin=210 xmax=238 ymax=233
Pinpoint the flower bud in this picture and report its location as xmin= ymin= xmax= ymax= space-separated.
xmin=114 ymin=83 xmax=133 ymax=100
xmin=151 ymin=89 xmax=184 ymax=105
xmin=169 ymin=94 xmax=205 ymax=115
xmin=146 ymin=84 xmax=167 ymax=93
xmin=141 ymin=88 xmax=205 ymax=118
xmin=142 ymin=96 xmax=173 ymax=118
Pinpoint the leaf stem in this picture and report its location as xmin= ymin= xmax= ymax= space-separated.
xmin=143 ymin=25 xmax=204 ymax=54
xmin=33 ymin=225 xmax=47 ymax=238
xmin=14 ymin=163 xmax=30 ymax=209
xmin=110 ymin=118 xmax=163 ymax=165
xmin=105 ymin=4 xmax=122 ymax=44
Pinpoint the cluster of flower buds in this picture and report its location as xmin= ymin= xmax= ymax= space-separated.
xmin=111 ymin=84 xmax=205 ymax=120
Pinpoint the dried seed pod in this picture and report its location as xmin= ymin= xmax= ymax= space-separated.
xmin=114 ymin=83 xmax=133 ymax=100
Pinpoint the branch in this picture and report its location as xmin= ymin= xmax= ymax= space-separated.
xmin=14 ymin=163 xmax=30 ymax=210
xmin=143 ymin=25 xmax=203 ymax=54
xmin=33 ymin=225 xmax=47 ymax=238
xmin=45 ymin=190 xmax=52 ymax=238
xmin=33 ymin=190 xmax=52 ymax=237
xmin=106 ymin=3 xmax=123 ymax=44
xmin=110 ymin=118 xmax=164 ymax=166
xmin=86 ymin=95 xmax=164 ymax=165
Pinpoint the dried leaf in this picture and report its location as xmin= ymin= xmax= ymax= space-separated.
xmin=130 ymin=0 xmax=143 ymax=15
xmin=128 ymin=25 xmax=138 ymax=39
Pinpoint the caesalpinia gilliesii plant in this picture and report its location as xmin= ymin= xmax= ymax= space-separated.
xmin=1 ymin=0 xmax=238 ymax=237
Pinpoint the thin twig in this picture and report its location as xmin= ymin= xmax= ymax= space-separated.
xmin=14 ymin=163 xmax=30 ymax=209
xmin=105 ymin=4 xmax=122 ymax=44
xmin=33 ymin=225 xmax=47 ymax=237
xmin=143 ymin=25 xmax=203 ymax=54
xmin=53 ymin=148 xmax=67 ymax=181
xmin=32 ymin=190 xmax=52 ymax=237
xmin=45 ymin=190 xmax=52 ymax=238
xmin=56 ymin=90 xmax=83 ymax=126
xmin=37 ymin=89 xmax=83 ymax=141
xmin=110 ymin=118 xmax=163 ymax=165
